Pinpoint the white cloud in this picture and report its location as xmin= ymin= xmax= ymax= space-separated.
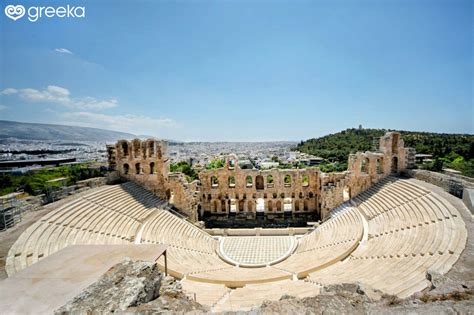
xmin=55 ymin=48 xmax=73 ymax=54
xmin=0 ymin=105 xmax=7 ymax=111
xmin=60 ymin=111 xmax=177 ymax=134
xmin=7 ymin=85 xmax=118 ymax=111
xmin=1 ymin=88 xmax=18 ymax=95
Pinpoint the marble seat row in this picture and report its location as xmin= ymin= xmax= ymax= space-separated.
xmin=6 ymin=182 xmax=164 ymax=275
xmin=140 ymin=210 xmax=217 ymax=254
xmin=307 ymin=179 xmax=467 ymax=298
xmin=147 ymin=206 xmax=363 ymax=287
xmin=272 ymin=207 xmax=363 ymax=278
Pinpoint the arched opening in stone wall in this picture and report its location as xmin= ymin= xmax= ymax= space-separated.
xmin=133 ymin=141 xmax=140 ymax=158
xmin=123 ymin=163 xmax=129 ymax=175
xmin=267 ymin=175 xmax=274 ymax=188
xmin=302 ymin=175 xmax=309 ymax=187
xmin=256 ymin=175 xmax=264 ymax=190
xmin=135 ymin=163 xmax=141 ymax=175
xmin=268 ymin=200 xmax=273 ymax=211
xmin=211 ymin=176 xmax=219 ymax=188
xmin=376 ymin=158 xmax=383 ymax=174
xmin=276 ymin=200 xmax=282 ymax=211
xmin=247 ymin=200 xmax=254 ymax=211
xmin=294 ymin=200 xmax=300 ymax=211
xmin=213 ymin=200 xmax=219 ymax=212
xmin=391 ymin=156 xmax=398 ymax=173
xmin=228 ymin=176 xmax=236 ymax=188
xmin=230 ymin=199 xmax=236 ymax=212
xmin=304 ymin=200 xmax=309 ymax=211
xmin=361 ymin=158 xmax=369 ymax=174
xmin=284 ymin=175 xmax=292 ymax=187
xmin=256 ymin=198 xmax=265 ymax=212
xmin=221 ymin=199 xmax=226 ymax=212
xmin=343 ymin=186 xmax=351 ymax=202
xmin=246 ymin=176 xmax=253 ymax=188
xmin=148 ymin=142 xmax=155 ymax=157
xmin=149 ymin=162 xmax=155 ymax=174
xmin=121 ymin=142 xmax=129 ymax=157
xmin=169 ymin=190 xmax=175 ymax=204
xmin=228 ymin=159 xmax=235 ymax=169
xmin=238 ymin=200 xmax=244 ymax=212
xmin=392 ymin=133 xmax=399 ymax=153
xmin=284 ymin=198 xmax=293 ymax=211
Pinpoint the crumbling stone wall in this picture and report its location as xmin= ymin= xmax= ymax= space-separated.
xmin=111 ymin=139 xmax=199 ymax=220
xmin=199 ymin=155 xmax=320 ymax=217
xmin=108 ymin=132 xmax=412 ymax=222
xmin=167 ymin=173 xmax=200 ymax=221
xmin=404 ymin=169 xmax=473 ymax=198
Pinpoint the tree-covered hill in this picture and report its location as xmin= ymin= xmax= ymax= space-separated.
xmin=295 ymin=128 xmax=474 ymax=177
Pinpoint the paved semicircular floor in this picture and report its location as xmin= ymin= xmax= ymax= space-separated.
xmin=219 ymin=236 xmax=296 ymax=267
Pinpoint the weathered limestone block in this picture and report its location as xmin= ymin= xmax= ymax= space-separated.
xmin=55 ymin=259 xmax=162 ymax=314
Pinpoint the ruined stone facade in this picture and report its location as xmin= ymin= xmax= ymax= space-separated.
xmin=199 ymin=156 xmax=321 ymax=219
xmin=108 ymin=132 xmax=412 ymax=223
xmin=110 ymin=138 xmax=199 ymax=221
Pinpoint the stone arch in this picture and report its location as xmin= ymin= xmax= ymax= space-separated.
xmin=256 ymin=175 xmax=264 ymax=190
xmin=361 ymin=157 xmax=369 ymax=174
xmin=247 ymin=200 xmax=254 ymax=211
xmin=376 ymin=158 xmax=383 ymax=174
xmin=221 ymin=200 xmax=226 ymax=212
xmin=256 ymin=198 xmax=265 ymax=212
xmin=228 ymin=158 xmax=236 ymax=169
xmin=135 ymin=163 xmax=141 ymax=175
xmin=268 ymin=200 xmax=273 ymax=211
xmin=267 ymin=175 xmax=274 ymax=187
xmin=246 ymin=176 xmax=253 ymax=188
xmin=391 ymin=156 xmax=398 ymax=173
xmin=294 ymin=200 xmax=300 ymax=211
xmin=230 ymin=199 xmax=236 ymax=212
xmin=123 ymin=163 xmax=129 ymax=175
xmin=149 ymin=162 xmax=155 ymax=174
xmin=276 ymin=200 xmax=282 ymax=211
xmin=121 ymin=142 xmax=129 ymax=157
xmin=284 ymin=198 xmax=293 ymax=211
xmin=343 ymin=186 xmax=351 ymax=202
xmin=392 ymin=133 xmax=399 ymax=153
xmin=148 ymin=141 xmax=155 ymax=157
xmin=304 ymin=200 xmax=309 ymax=211
xmin=211 ymin=176 xmax=219 ymax=188
xmin=302 ymin=174 xmax=309 ymax=187
xmin=284 ymin=175 xmax=292 ymax=187
xmin=169 ymin=189 xmax=175 ymax=204
xmin=132 ymin=140 xmax=141 ymax=158
xmin=228 ymin=176 xmax=236 ymax=188
xmin=238 ymin=200 xmax=244 ymax=212
xmin=213 ymin=200 xmax=219 ymax=212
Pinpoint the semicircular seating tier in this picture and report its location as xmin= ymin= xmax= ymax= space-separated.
xmin=6 ymin=177 xmax=467 ymax=302
xmin=307 ymin=178 xmax=467 ymax=298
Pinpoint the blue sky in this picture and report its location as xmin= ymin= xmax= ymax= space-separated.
xmin=0 ymin=0 xmax=472 ymax=141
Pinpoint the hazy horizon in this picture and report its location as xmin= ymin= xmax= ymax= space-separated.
xmin=1 ymin=0 xmax=472 ymax=141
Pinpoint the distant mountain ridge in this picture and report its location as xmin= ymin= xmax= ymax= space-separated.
xmin=0 ymin=120 xmax=136 ymax=141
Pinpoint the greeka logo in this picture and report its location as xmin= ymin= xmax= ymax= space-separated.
xmin=4 ymin=5 xmax=25 ymax=21
xmin=4 ymin=4 xmax=85 ymax=22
